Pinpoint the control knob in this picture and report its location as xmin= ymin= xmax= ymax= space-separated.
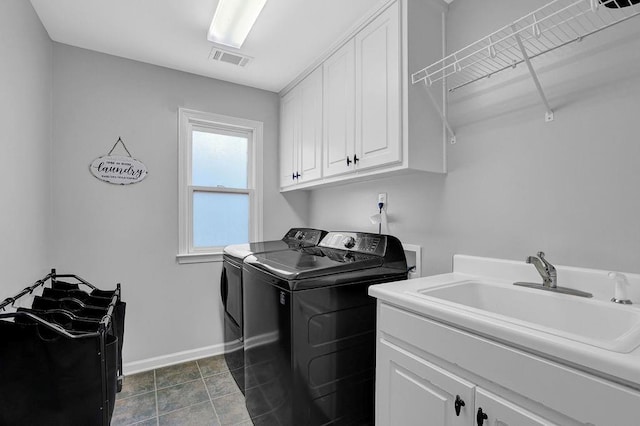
xmin=343 ymin=236 xmax=356 ymax=249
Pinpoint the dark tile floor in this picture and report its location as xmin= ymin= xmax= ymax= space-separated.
xmin=111 ymin=355 xmax=252 ymax=426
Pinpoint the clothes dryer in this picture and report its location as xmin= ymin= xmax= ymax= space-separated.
xmin=221 ymin=228 xmax=326 ymax=393
xmin=242 ymin=231 xmax=408 ymax=425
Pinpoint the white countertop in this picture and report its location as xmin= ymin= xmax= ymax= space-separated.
xmin=369 ymin=254 xmax=640 ymax=388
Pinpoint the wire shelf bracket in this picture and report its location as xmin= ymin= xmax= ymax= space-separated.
xmin=411 ymin=0 xmax=640 ymax=132
xmin=511 ymin=24 xmax=555 ymax=122
xmin=421 ymin=80 xmax=457 ymax=144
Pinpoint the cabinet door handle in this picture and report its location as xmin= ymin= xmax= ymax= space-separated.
xmin=220 ymin=267 xmax=228 ymax=306
xmin=353 ymin=154 xmax=359 ymax=164
xmin=454 ymin=395 xmax=465 ymax=416
xmin=476 ymin=408 xmax=488 ymax=425
xmin=346 ymin=156 xmax=352 ymax=166
xmin=292 ymin=173 xmax=296 ymax=181
xmin=295 ymin=172 xmax=301 ymax=179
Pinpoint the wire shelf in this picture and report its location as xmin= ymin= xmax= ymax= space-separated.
xmin=411 ymin=0 xmax=640 ymax=92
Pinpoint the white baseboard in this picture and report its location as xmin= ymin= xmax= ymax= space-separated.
xmin=123 ymin=342 xmax=240 ymax=375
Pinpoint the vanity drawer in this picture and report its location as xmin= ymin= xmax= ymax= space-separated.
xmin=378 ymin=302 xmax=640 ymax=426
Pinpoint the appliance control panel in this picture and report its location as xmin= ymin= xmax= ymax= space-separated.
xmin=283 ymin=228 xmax=326 ymax=246
xmin=319 ymin=232 xmax=387 ymax=256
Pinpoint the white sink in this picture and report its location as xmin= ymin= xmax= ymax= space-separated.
xmin=415 ymin=281 xmax=640 ymax=353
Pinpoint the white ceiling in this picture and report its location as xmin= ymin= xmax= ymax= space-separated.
xmin=29 ymin=0 xmax=392 ymax=93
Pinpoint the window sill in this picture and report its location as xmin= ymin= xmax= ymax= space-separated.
xmin=176 ymin=252 xmax=223 ymax=264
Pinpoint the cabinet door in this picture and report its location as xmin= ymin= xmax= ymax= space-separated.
xmin=355 ymin=1 xmax=401 ymax=171
xmin=376 ymin=340 xmax=474 ymax=426
xmin=280 ymin=88 xmax=299 ymax=188
xmin=297 ymin=66 xmax=323 ymax=184
xmin=323 ymin=38 xmax=355 ymax=178
xmin=475 ymin=388 xmax=559 ymax=426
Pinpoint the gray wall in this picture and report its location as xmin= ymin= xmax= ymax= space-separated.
xmin=0 ymin=1 xmax=52 ymax=291
xmin=7 ymin=0 xmax=640 ymax=369
xmin=309 ymin=0 xmax=640 ymax=277
xmin=51 ymin=44 xmax=309 ymax=366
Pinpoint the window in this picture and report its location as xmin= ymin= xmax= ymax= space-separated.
xmin=178 ymin=108 xmax=263 ymax=263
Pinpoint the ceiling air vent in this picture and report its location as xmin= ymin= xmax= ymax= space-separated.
xmin=209 ymin=48 xmax=252 ymax=67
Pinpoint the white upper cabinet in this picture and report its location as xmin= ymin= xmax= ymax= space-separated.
xmin=279 ymin=0 xmax=447 ymax=191
xmin=280 ymin=88 xmax=299 ymax=188
xmin=355 ymin=1 xmax=401 ymax=171
xmin=297 ymin=67 xmax=323 ymax=184
xmin=322 ymin=39 xmax=356 ymax=178
xmin=323 ymin=1 xmax=400 ymax=178
xmin=280 ymin=66 xmax=323 ymax=188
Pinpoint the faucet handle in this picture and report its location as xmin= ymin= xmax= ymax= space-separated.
xmin=525 ymin=251 xmax=557 ymax=288
xmin=536 ymin=252 xmax=556 ymax=273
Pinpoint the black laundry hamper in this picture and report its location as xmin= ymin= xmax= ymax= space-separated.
xmin=0 ymin=269 xmax=124 ymax=426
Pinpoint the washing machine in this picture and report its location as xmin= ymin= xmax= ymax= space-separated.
xmin=220 ymin=228 xmax=327 ymax=393
xmin=242 ymin=231 xmax=408 ymax=425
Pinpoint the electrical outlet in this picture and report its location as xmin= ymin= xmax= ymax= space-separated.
xmin=378 ymin=193 xmax=387 ymax=208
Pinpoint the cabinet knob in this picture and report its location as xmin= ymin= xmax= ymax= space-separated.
xmin=292 ymin=173 xmax=296 ymax=181
xmin=295 ymin=172 xmax=301 ymax=179
xmin=454 ymin=395 xmax=465 ymax=416
xmin=476 ymin=408 xmax=488 ymax=425
xmin=346 ymin=156 xmax=352 ymax=166
xmin=343 ymin=236 xmax=356 ymax=249
xmin=353 ymin=154 xmax=359 ymax=164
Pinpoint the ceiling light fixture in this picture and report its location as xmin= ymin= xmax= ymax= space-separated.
xmin=207 ymin=0 xmax=268 ymax=49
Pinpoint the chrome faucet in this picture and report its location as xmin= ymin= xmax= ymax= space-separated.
xmin=526 ymin=252 xmax=557 ymax=288
xmin=514 ymin=251 xmax=592 ymax=298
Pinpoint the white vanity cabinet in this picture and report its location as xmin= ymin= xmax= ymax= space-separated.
xmin=279 ymin=66 xmax=323 ymax=188
xmin=377 ymin=338 xmax=557 ymax=426
xmin=371 ymin=255 xmax=640 ymax=425
xmin=374 ymin=302 xmax=640 ymax=426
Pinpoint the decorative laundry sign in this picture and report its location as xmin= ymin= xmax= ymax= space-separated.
xmin=89 ymin=137 xmax=148 ymax=185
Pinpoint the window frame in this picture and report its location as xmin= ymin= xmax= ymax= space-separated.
xmin=177 ymin=108 xmax=263 ymax=264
